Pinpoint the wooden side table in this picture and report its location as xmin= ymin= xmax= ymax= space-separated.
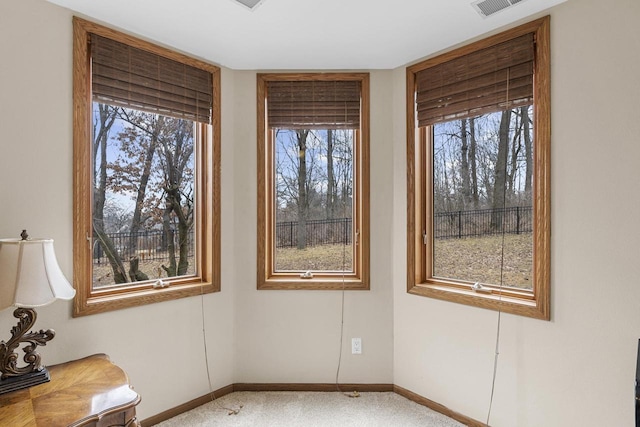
xmin=0 ymin=354 xmax=141 ymax=426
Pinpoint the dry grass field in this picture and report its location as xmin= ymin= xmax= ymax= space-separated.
xmin=274 ymin=233 xmax=532 ymax=290
xmin=434 ymin=234 xmax=532 ymax=289
xmin=93 ymin=234 xmax=532 ymax=289
xmin=275 ymin=244 xmax=353 ymax=271
xmin=93 ymin=259 xmax=195 ymax=288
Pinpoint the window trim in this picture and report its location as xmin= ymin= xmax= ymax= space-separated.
xmin=257 ymin=73 xmax=370 ymax=290
xmin=406 ymin=17 xmax=550 ymax=320
xmin=72 ymin=17 xmax=221 ymax=317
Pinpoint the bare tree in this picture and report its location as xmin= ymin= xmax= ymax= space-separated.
xmin=507 ymin=110 xmax=524 ymax=196
xmin=432 ymin=108 xmax=534 ymax=222
xmin=326 ymin=129 xmax=335 ymax=219
xmin=469 ymin=117 xmax=480 ymax=209
xmin=491 ymin=110 xmax=512 ymax=229
xmin=92 ymin=104 xmax=128 ymax=283
xmin=157 ymin=118 xmax=195 ymax=277
xmin=273 ymin=128 xmax=354 ymax=251
xmin=93 ymin=106 xmax=197 ymax=285
xmin=333 ymin=130 xmax=353 ymax=218
xmin=113 ymin=110 xmax=166 ymax=281
xmin=522 ymin=106 xmax=533 ymax=197
xmin=295 ymin=130 xmax=310 ymax=249
xmin=459 ymin=119 xmax=472 ymax=208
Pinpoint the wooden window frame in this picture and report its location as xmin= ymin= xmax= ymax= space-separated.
xmin=406 ymin=17 xmax=550 ymax=320
xmin=72 ymin=17 xmax=221 ymax=316
xmin=257 ymin=73 xmax=370 ymax=290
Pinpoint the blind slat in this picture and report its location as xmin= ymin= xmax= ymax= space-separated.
xmin=416 ymin=33 xmax=534 ymax=127
xmin=416 ymin=61 xmax=532 ymax=104
xmin=91 ymin=34 xmax=213 ymax=124
xmin=92 ymin=75 xmax=212 ymax=112
xmin=267 ymin=80 xmax=361 ymax=129
xmin=417 ymin=75 xmax=533 ymax=112
xmin=418 ymin=85 xmax=533 ymax=124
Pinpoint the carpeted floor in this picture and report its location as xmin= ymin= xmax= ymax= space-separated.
xmin=152 ymin=391 xmax=465 ymax=426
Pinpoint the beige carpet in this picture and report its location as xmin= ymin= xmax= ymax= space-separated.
xmin=152 ymin=391 xmax=465 ymax=427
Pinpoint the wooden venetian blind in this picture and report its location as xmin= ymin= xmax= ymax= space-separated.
xmin=91 ymin=34 xmax=213 ymax=124
xmin=416 ymin=33 xmax=534 ymax=127
xmin=266 ymin=80 xmax=361 ymax=129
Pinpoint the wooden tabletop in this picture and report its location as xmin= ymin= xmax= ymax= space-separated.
xmin=0 ymin=354 xmax=141 ymax=427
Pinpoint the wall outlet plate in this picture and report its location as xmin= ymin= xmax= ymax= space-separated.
xmin=352 ymin=338 xmax=362 ymax=354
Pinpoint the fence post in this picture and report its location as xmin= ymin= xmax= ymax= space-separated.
xmin=516 ymin=206 xmax=521 ymax=235
xmin=458 ymin=211 xmax=462 ymax=239
xmin=290 ymin=222 xmax=293 ymax=247
xmin=343 ymin=218 xmax=348 ymax=245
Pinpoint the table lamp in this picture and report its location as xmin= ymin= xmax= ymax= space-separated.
xmin=0 ymin=230 xmax=76 ymax=394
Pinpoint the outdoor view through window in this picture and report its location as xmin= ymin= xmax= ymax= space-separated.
xmin=432 ymin=106 xmax=533 ymax=290
xmin=92 ymin=104 xmax=196 ymax=289
xmin=274 ymin=128 xmax=354 ymax=272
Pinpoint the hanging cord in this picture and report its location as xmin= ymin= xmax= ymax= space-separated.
xmin=485 ymin=223 xmax=505 ymax=425
xmin=335 ymin=230 xmax=360 ymax=399
xmin=334 ymin=128 xmax=360 ymax=399
xmin=200 ymin=285 xmax=243 ymax=415
xmin=486 ymin=69 xmax=511 ymax=426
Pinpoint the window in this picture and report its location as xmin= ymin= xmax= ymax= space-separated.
xmin=406 ymin=17 xmax=550 ymax=319
xmin=73 ymin=18 xmax=221 ymax=316
xmin=257 ymin=73 xmax=370 ymax=290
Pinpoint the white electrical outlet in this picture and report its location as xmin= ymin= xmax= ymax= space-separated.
xmin=351 ymin=338 xmax=362 ymax=354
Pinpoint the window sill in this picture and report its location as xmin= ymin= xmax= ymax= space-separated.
xmin=73 ymin=281 xmax=217 ymax=317
xmin=258 ymin=277 xmax=368 ymax=291
xmin=408 ymin=281 xmax=548 ymax=320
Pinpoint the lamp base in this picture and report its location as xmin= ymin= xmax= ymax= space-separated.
xmin=0 ymin=367 xmax=50 ymax=395
xmin=1 ymin=308 xmax=55 ymax=395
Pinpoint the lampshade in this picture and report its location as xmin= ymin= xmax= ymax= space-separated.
xmin=0 ymin=237 xmax=75 ymax=311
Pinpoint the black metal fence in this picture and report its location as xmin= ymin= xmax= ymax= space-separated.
xmin=94 ymin=207 xmax=531 ymax=262
xmin=275 ymin=206 xmax=532 ymax=248
xmin=434 ymin=206 xmax=532 ymax=239
xmin=275 ymin=217 xmax=352 ymax=248
xmin=93 ymin=230 xmax=194 ymax=264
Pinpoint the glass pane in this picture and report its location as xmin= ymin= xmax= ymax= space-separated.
xmin=91 ymin=104 xmax=197 ymax=289
xmin=432 ymin=107 xmax=533 ymax=289
xmin=273 ymin=129 xmax=354 ymax=272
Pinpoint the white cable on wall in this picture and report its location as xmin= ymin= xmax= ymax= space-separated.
xmin=200 ymin=285 xmax=243 ymax=415
xmin=334 ymin=207 xmax=359 ymax=398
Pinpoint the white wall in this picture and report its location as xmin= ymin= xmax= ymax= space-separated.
xmin=232 ymin=70 xmax=395 ymax=384
xmin=0 ymin=0 xmax=237 ymax=420
xmin=392 ymin=0 xmax=640 ymax=426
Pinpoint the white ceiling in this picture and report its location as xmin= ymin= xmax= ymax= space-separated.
xmin=47 ymin=0 xmax=567 ymax=70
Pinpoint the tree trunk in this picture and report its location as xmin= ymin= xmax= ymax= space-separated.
xmin=159 ymin=119 xmax=195 ymax=277
xmin=442 ymin=149 xmax=452 ymax=212
xmin=508 ymin=112 xmax=524 ymax=194
xmin=469 ymin=118 xmax=480 ymax=209
xmin=177 ymin=219 xmax=190 ymax=276
xmin=93 ymin=105 xmax=111 ymax=231
xmin=491 ymin=110 xmax=511 ymax=230
xmin=336 ymin=131 xmax=353 ymax=218
xmin=326 ymin=129 xmax=335 ymax=219
xmin=460 ymin=119 xmax=471 ymax=207
xmin=522 ymin=106 xmax=533 ymax=197
xmin=162 ymin=189 xmax=192 ymax=277
xmin=92 ymin=105 xmax=128 ymax=284
xmin=161 ymin=206 xmax=177 ymax=277
xmin=128 ymin=256 xmax=148 ymax=282
xmin=296 ymin=130 xmax=309 ymax=249
xmin=126 ymin=127 xmax=159 ymax=282
xmin=93 ymin=226 xmax=128 ymax=284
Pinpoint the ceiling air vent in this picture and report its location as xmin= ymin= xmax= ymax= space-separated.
xmin=471 ymin=0 xmax=528 ymax=18
xmin=233 ymin=0 xmax=265 ymax=11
